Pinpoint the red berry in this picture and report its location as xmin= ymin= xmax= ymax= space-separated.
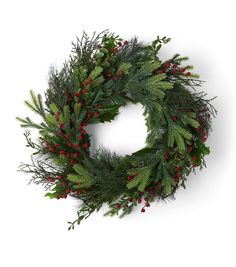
xmin=70 ymin=159 xmax=75 ymax=166
xmin=196 ymin=126 xmax=201 ymax=132
xmin=188 ymin=146 xmax=193 ymax=153
xmin=114 ymin=47 xmax=119 ymax=53
xmin=180 ymin=68 xmax=186 ymax=73
xmin=192 ymin=156 xmax=198 ymax=161
xmin=171 ymin=115 xmax=177 ymax=122
xmin=202 ymin=136 xmax=207 ymax=142
xmin=83 ymin=122 xmax=88 ymax=127
xmin=172 ymin=69 xmax=177 ymax=74
xmin=87 ymin=113 xmax=93 ymax=119
xmin=141 ymin=208 xmax=145 ymax=213
xmin=114 ymin=75 xmax=119 ymax=81
xmin=127 ymin=175 xmax=133 ymax=181
xmin=82 ymin=82 xmax=88 ymax=87
xmin=173 ymin=63 xmax=178 ymax=68
xmin=94 ymin=111 xmax=100 ymax=117
xmin=82 ymin=89 xmax=86 ymax=94
xmin=56 ymin=117 xmax=60 ymax=122
xmin=78 ymin=135 xmax=83 ymax=140
xmin=49 ymin=147 xmax=54 ymax=152
xmin=159 ymin=70 xmax=164 ymax=74
xmin=165 ymin=63 xmax=171 ymax=69
xmin=68 ymin=142 xmax=73 ymax=147
xmin=59 ymin=123 xmax=64 ymax=129
xmin=75 ymin=92 xmax=81 ymax=97
xmin=88 ymin=78 xmax=93 ymax=84
xmin=66 ymin=188 xmax=71 ymax=194
xmin=59 ymin=150 xmax=65 ymax=155
xmin=137 ymin=197 xmax=142 ymax=204
xmin=55 ymin=143 xmax=60 ymax=148
xmin=73 ymin=152 xmax=78 ymax=158
xmin=146 ymin=202 xmax=150 ymax=207
xmin=82 ymin=143 xmax=89 ymax=149
xmin=58 ymin=175 xmax=62 ymax=180
xmin=75 ymin=143 xmax=80 ymax=148
xmin=175 ymin=166 xmax=182 ymax=171
xmin=186 ymin=72 xmax=191 ymax=76
xmin=164 ymin=152 xmax=169 ymax=161
xmin=123 ymin=40 xmax=128 ymax=45
xmin=66 ymin=153 xmax=70 ymax=158
xmin=61 ymin=181 xmax=66 ymax=187
xmin=56 ymin=111 xmax=60 ymax=116
xmin=65 ymin=134 xmax=71 ymax=139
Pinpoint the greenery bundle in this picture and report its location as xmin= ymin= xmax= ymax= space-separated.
xmin=17 ymin=31 xmax=216 ymax=230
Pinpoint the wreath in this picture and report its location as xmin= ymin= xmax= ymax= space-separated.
xmin=17 ymin=31 xmax=216 ymax=230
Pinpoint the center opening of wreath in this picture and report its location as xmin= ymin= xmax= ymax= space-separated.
xmin=86 ymin=103 xmax=148 ymax=156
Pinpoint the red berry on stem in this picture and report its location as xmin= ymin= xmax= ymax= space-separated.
xmin=141 ymin=208 xmax=145 ymax=213
xmin=172 ymin=69 xmax=177 ymax=74
xmin=171 ymin=115 xmax=177 ymax=122
xmin=82 ymin=143 xmax=89 ymax=149
xmin=180 ymin=68 xmax=186 ymax=73
xmin=138 ymin=197 xmax=142 ymax=204
xmin=124 ymin=40 xmax=128 ymax=45
xmin=82 ymin=89 xmax=86 ymax=94
xmin=73 ymin=152 xmax=78 ymax=158
xmin=56 ymin=111 xmax=60 ymax=116
xmin=186 ymin=72 xmax=191 ymax=76
xmin=94 ymin=111 xmax=100 ymax=117
xmin=59 ymin=150 xmax=65 ymax=155
xmin=146 ymin=202 xmax=150 ymax=207
xmin=59 ymin=123 xmax=64 ymax=129
xmin=55 ymin=143 xmax=60 ymax=148
xmin=68 ymin=142 xmax=73 ymax=147
xmin=114 ymin=75 xmax=119 ymax=81
xmin=188 ymin=146 xmax=193 ymax=153
xmin=87 ymin=113 xmax=93 ymax=119
xmin=78 ymin=135 xmax=83 ymax=140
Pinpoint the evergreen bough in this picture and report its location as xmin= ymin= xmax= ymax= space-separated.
xmin=17 ymin=31 xmax=216 ymax=230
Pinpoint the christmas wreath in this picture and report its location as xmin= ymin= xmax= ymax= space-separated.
xmin=17 ymin=31 xmax=216 ymax=230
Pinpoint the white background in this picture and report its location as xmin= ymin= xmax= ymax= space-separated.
xmin=0 ymin=0 xmax=235 ymax=266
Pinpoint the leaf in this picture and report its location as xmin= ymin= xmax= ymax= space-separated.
xmin=45 ymin=192 xmax=57 ymax=199
xmin=96 ymin=52 xmax=104 ymax=58
xmin=174 ymin=131 xmax=185 ymax=152
xmin=67 ymin=164 xmax=93 ymax=188
xmin=175 ymin=125 xmax=192 ymax=140
xmin=127 ymin=166 xmax=152 ymax=191
xmin=184 ymin=117 xmax=200 ymax=128
xmin=119 ymin=63 xmax=132 ymax=74
xmin=63 ymin=105 xmax=70 ymax=123
xmin=89 ymin=66 xmax=103 ymax=79
xmin=50 ymin=103 xmax=59 ymax=114
xmin=45 ymin=114 xmax=57 ymax=127
xmin=74 ymin=103 xmax=80 ymax=117
xmin=67 ymin=174 xmax=80 ymax=183
xmin=162 ymin=178 xmax=173 ymax=195
xmin=98 ymin=105 xmax=120 ymax=122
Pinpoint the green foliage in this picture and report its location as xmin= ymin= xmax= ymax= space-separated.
xmin=67 ymin=164 xmax=93 ymax=189
xmin=127 ymin=166 xmax=152 ymax=191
